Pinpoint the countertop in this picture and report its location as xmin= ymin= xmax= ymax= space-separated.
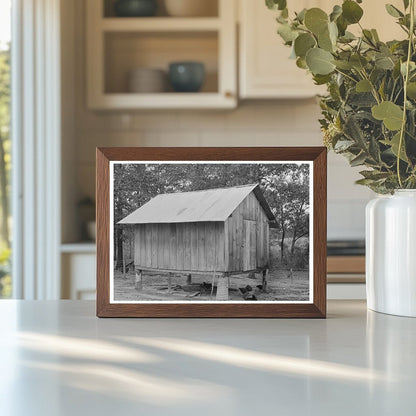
xmin=0 ymin=300 xmax=415 ymax=415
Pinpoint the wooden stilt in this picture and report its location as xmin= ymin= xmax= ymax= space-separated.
xmin=135 ymin=269 xmax=142 ymax=291
xmin=122 ymin=258 xmax=126 ymax=279
xmin=262 ymin=269 xmax=269 ymax=292
xmin=216 ymin=273 xmax=229 ymax=301
xmin=168 ymin=273 xmax=172 ymax=294
xmin=186 ymin=274 xmax=192 ymax=285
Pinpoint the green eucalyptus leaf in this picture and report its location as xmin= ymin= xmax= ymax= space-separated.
xmin=294 ymin=33 xmax=316 ymax=58
xmin=383 ymin=132 xmax=409 ymax=162
xmin=407 ymin=82 xmax=416 ymax=99
xmin=363 ymin=29 xmax=376 ymax=45
xmin=336 ymin=15 xmax=348 ymax=36
xmin=350 ymin=151 xmax=367 ymax=167
xmin=375 ymin=55 xmax=395 ymax=70
xmin=296 ymin=8 xmax=307 ymax=23
xmin=401 ymin=61 xmax=416 ymax=76
xmin=277 ymin=23 xmax=299 ymax=43
xmin=328 ymin=21 xmax=338 ymax=44
xmin=385 ymin=4 xmax=404 ymax=18
xmin=334 ymin=139 xmax=355 ymax=151
xmin=344 ymin=115 xmax=367 ymax=147
xmin=355 ymin=178 xmax=378 ymax=186
xmin=304 ymin=8 xmax=329 ymax=35
xmin=342 ymin=0 xmax=364 ymax=24
xmin=306 ymin=48 xmax=335 ymax=75
xmin=339 ymin=31 xmax=356 ymax=43
xmin=360 ymin=170 xmax=392 ymax=180
xmin=330 ymin=5 xmax=342 ymax=22
xmin=333 ymin=60 xmax=353 ymax=70
xmin=318 ymin=27 xmax=334 ymax=52
xmin=313 ymin=74 xmax=332 ymax=85
xmin=372 ymin=101 xmax=404 ymax=130
xmin=356 ymin=79 xmax=372 ymax=92
xmin=350 ymin=54 xmax=368 ymax=70
xmin=369 ymin=136 xmax=382 ymax=163
xmin=276 ymin=14 xmax=287 ymax=24
xmin=378 ymin=78 xmax=386 ymax=99
xmin=266 ymin=0 xmax=287 ymax=11
xmin=371 ymin=29 xmax=380 ymax=42
xmin=348 ymin=92 xmax=377 ymax=107
xmin=296 ymin=57 xmax=308 ymax=69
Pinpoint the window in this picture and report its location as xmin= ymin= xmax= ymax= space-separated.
xmin=0 ymin=0 xmax=11 ymax=298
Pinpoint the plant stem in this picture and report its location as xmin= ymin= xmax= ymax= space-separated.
xmin=397 ymin=0 xmax=415 ymax=188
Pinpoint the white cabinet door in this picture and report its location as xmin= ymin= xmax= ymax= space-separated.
xmin=239 ymin=0 xmax=326 ymax=99
xmin=238 ymin=0 xmax=403 ymax=99
xmin=62 ymin=253 xmax=96 ymax=300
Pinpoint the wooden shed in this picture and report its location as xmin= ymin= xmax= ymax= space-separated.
xmin=118 ymin=184 xmax=276 ymax=299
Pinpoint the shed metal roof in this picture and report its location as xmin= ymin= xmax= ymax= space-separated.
xmin=118 ymin=184 xmax=275 ymax=225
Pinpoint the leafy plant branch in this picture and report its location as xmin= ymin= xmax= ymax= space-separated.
xmin=266 ymin=0 xmax=416 ymax=193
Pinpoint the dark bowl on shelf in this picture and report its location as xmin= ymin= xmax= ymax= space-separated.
xmin=168 ymin=62 xmax=205 ymax=93
xmin=114 ymin=0 xmax=158 ymax=17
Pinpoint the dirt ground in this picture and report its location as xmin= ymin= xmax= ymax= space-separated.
xmin=113 ymin=268 xmax=310 ymax=302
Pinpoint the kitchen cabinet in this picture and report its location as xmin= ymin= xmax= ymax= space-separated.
xmin=61 ymin=244 xmax=96 ymax=300
xmin=86 ymin=0 xmax=237 ymax=109
xmin=239 ymin=0 xmax=325 ymax=99
xmin=238 ymin=0 xmax=404 ymax=99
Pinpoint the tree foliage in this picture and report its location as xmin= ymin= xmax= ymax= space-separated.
xmin=113 ymin=163 xmax=310 ymax=267
xmin=0 ymin=44 xmax=11 ymax=297
xmin=267 ymin=0 xmax=416 ymax=193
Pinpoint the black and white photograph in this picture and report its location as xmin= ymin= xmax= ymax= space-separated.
xmin=110 ymin=161 xmax=313 ymax=303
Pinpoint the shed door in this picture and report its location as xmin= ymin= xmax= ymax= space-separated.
xmin=243 ymin=220 xmax=257 ymax=271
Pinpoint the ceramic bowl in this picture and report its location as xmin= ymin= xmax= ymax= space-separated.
xmin=128 ymin=68 xmax=167 ymax=93
xmin=114 ymin=0 xmax=158 ymax=17
xmin=168 ymin=62 xmax=205 ymax=92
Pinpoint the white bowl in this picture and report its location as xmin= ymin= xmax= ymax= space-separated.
xmin=164 ymin=0 xmax=218 ymax=17
xmin=128 ymin=68 xmax=167 ymax=93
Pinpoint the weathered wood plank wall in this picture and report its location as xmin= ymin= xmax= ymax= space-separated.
xmin=226 ymin=192 xmax=269 ymax=272
xmin=134 ymin=222 xmax=226 ymax=272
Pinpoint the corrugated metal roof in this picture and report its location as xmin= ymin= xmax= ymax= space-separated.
xmin=118 ymin=184 xmax=275 ymax=224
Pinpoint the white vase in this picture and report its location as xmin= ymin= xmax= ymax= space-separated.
xmin=366 ymin=190 xmax=416 ymax=317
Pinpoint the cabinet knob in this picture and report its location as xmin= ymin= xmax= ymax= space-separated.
xmin=225 ymin=91 xmax=234 ymax=99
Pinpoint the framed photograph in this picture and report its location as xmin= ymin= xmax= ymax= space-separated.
xmin=96 ymin=147 xmax=327 ymax=318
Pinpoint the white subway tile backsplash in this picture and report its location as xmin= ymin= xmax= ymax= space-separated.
xmin=178 ymin=111 xmax=227 ymax=130
xmin=73 ymin=101 xmax=373 ymax=239
xmin=142 ymin=130 xmax=200 ymax=147
xmin=133 ymin=112 xmax=180 ymax=130
xmin=328 ymin=199 xmax=369 ymax=240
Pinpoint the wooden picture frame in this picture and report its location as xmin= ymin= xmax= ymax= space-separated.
xmin=96 ymin=147 xmax=327 ymax=318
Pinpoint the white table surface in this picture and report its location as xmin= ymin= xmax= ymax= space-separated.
xmin=0 ymin=300 xmax=415 ymax=416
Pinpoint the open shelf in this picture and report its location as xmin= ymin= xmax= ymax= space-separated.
xmin=104 ymin=31 xmax=218 ymax=94
xmin=87 ymin=0 xmax=236 ymax=109
xmin=61 ymin=242 xmax=96 ymax=254
xmin=103 ymin=0 xmax=219 ymax=18
xmin=101 ymin=17 xmax=221 ymax=32
xmin=91 ymin=92 xmax=235 ymax=109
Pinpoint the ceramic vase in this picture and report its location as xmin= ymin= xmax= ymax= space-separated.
xmin=366 ymin=190 xmax=416 ymax=317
